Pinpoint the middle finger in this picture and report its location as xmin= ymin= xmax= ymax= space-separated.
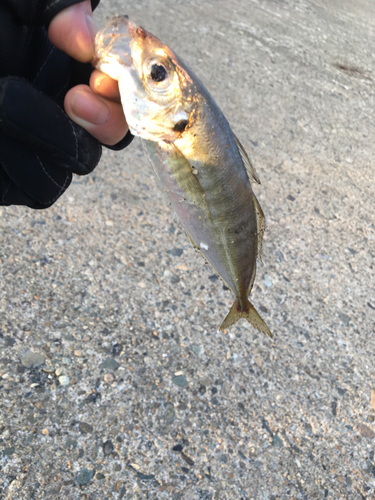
xmin=90 ymin=70 xmax=121 ymax=102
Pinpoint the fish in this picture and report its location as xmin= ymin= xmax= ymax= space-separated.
xmin=94 ymin=16 xmax=272 ymax=337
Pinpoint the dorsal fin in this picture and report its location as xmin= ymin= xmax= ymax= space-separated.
xmin=234 ymin=135 xmax=260 ymax=184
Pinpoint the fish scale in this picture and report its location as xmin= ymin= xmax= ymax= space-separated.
xmin=94 ymin=15 xmax=272 ymax=337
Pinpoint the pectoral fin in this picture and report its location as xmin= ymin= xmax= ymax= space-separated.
xmin=168 ymin=143 xmax=212 ymax=223
xmin=144 ymin=140 xmax=212 ymax=223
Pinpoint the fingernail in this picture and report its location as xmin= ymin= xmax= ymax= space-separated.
xmin=85 ymin=14 xmax=97 ymax=45
xmin=71 ymin=88 xmax=110 ymax=125
xmin=93 ymin=72 xmax=108 ymax=93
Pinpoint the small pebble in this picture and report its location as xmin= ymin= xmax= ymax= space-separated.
xmin=191 ymin=345 xmax=202 ymax=356
xmin=100 ymin=358 xmax=120 ymax=371
xmin=79 ymin=422 xmax=93 ymax=434
xmin=43 ymin=367 xmax=55 ymax=373
xmin=172 ymin=375 xmax=188 ymax=387
xmin=276 ymin=249 xmax=285 ymax=261
xmin=76 ymin=469 xmax=94 ymax=486
xmin=2 ymin=429 xmax=11 ymax=440
xmin=371 ymin=389 xmax=375 ymax=411
xmin=3 ymin=446 xmax=15 ymax=456
xmin=144 ymin=356 xmax=153 ymax=366
xmin=137 ymin=473 xmax=155 ymax=480
xmin=103 ymin=440 xmax=114 ymax=455
xmin=232 ymin=353 xmax=242 ymax=363
xmin=358 ymin=423 xmax=375 ymax=439
xmin=181 ymin=452 xmax=195 ymax=466
xmin=104 ymin=373 xmax=115 ymax=383
xmin=272 ymin=434 xmax=284 ymax=448
xmin=21 ymin=352 xmax=45 ymax=369
xmin=111 ymin=343 xmax=123 ymax=356
xmin=254 ymin=356 xmax=263 ymax=368
xmin=165 ymin=403 xmax=176 ymax=423
xmin=168 ymin=247 xmax=184 ymax=257
xmin=338 ymin=312 xmax=351 ymax=326
xmin=263 ymin=274 xmax=273 ymax=288
xmin=58 ymin=375 xmax=70 ymax=386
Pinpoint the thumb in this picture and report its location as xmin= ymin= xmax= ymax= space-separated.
xmin=48 ymin=0 xmax=97 ymax=63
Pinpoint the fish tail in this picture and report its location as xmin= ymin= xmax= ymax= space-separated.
xmin=219 ymin=298 xmax=272 ymax=338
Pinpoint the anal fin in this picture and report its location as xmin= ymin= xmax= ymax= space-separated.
xmin=252 ymin=192 xmax=266 ymax=263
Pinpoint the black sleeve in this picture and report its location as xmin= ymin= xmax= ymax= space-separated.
xmin=0 ymin=77 xmax=101 ymax=208
xmin=3 ymin=0 xmax=100 ymax=27
xmin=0 ymin=0 xmax=133 ymax=209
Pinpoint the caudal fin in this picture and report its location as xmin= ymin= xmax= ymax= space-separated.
xmin=220 ymin=299 xmax=272 ymax=338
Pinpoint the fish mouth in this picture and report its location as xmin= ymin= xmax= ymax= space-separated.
xmin=94 ymin=15 xmax=134 ymax=70
xmin=111 ymin=14 xmax=129 ymax=27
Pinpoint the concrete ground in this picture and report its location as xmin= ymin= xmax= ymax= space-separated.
xmin=1 ymin=0 xmax=374 ymax=498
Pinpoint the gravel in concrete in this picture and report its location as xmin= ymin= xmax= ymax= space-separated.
xmin=0 ymin=0 xmax=374 ymax=499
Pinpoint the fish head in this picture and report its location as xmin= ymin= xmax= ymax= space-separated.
xmin=94 ymin=16 xmax=195 ymax=142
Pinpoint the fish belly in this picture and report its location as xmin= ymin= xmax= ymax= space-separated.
xmin=142 ymin=128 xmax=258 ymax=301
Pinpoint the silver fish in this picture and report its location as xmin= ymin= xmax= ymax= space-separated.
xmin=94 ymin=16 xmax=272 ymax=337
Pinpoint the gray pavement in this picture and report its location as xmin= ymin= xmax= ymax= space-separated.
xmin=1 ymin=0 xmax=375 ymax=498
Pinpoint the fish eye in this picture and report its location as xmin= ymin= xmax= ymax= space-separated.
xmin=144 ymin=57 xmax=173 ymax=89
xmin=150 ymin=63 xmax=167 ymax=82
xmin=173 ymin=119 xmax=188 ymax=132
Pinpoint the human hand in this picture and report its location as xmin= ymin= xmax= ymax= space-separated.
xmin=49 ymin=0 xmax=129 ymax=146
xmin=0 ymin=0 xmax=132 ymax=209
